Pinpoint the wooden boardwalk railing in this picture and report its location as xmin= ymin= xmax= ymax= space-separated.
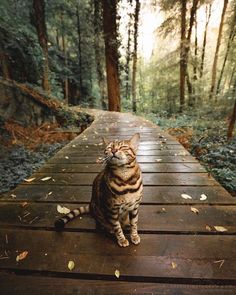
xmin=1 ymin=109 xmax=236 ymax=294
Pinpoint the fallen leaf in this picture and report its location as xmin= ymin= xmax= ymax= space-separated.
xmin=200 ymin=194 xmax=207 ymax=201
xmin=115 ymin=269 xmax=120 ymax=278
xmin=41 ymin=176 xmax=52 ymax=182
xmin=68 ymin=260 xmax=75 ymax=271
xmin=21 ymin=202 xmax=28 ymax=207
xmin=171 ymin=262 xmax=177 ymax=269
xmin=214 ymin=259 xmax=225 ymax=268
xmin=191 ymin=207 xmax=199 ymax=214
xmin=206 ymin=225 xmax=212 ymax=231
xmin=24 ymin=177 xmax=36 ymax=183
xmin=181 ymin=194 xmax=192 ymax=200
xmin=16 ymin=251 xmax=28 ymax=262
xmin=214 ymin=226 xmax=227 ymax=232
xmin=155 ymin=159 xmax=162 ymax=162
xmin=57 ymin=205 xmax=70 ymax=214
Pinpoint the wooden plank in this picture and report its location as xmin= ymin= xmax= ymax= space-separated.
xmin=21 ymin=172 xmax=217 ymax=186
xmin=57 ymin=149 xmax=189 ymax=156
xmin=61 ymin=144 xmax=186 ymax=151
xmin=1 ymin=229 xmax=236 ymax=281
xmin=47 ymin=155 xmax=198 ymax=164
xmin=1 ymin=273 xmax=236 ymax=295
xmin=1 ymin=202 xmax=236 ymax=233
xmin=2 ymin=185 xmax=233 ymax=204
xmin=38 ymin=163 xmax=205 ymax=173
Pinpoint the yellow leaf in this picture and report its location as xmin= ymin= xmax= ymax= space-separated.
xmin=41 ymin=176 xmax=52 ymax=182
xmin=191 ymin=207 xmax=199 ymax=214
xmin=171 ymin=262 xmax=177 ymax=269
xmin=68 ymin=260 xmax=75 ymax=271
xmin=155 ymin=159 xmax=162 ymax=162
xmin=16 ymin=251 xmax=28 ymax=262
xmin=200 ymin=194 xmax=207 ymax=201
xmin=181 ymin=194 xmax=192 ymax=200
xmin=115 ymin=269 xmax=120 ymax=278
xmin=214 ymin=226 xmax=227 ymax=232
xmin=57 ymin=205 xmax=70 ymax=214
xmin=24 ymin=177 xmax=36 ymax=183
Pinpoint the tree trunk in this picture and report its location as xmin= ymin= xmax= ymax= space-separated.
xmin=216 ymin=8 xmax=236 ymax=97
xmin=76 ymin=5 xmax=83 ymax=93
xmin=193 ymin=11 xmax=198 ymax=81
xmin=227 ymin=97 xmax=236 ymax=140
xmin=33 ymin=0 xmax=50 ymax=92
xmin=131 ymin=0 xmax=140 ymax=113
xmin=209 ymin=0 xmax=228 ymax=100
xmin=60 ymin=12 xmax=69 ymax=104
xmin=200 ymin=4 xmax=212 ymax=78
xmin=185 ymin=0 xmax=199 ymax=105
xmin=125 ymin=5 xmax=133 ymax=101
xmin=179 ymin=0 xmax=187 ymax=112
xmin=93 ymin=0 xmax=107 ymax=109
xmin=0 ymin=52 xmax=10 ymax=79
xmin=102 ymin=0 xmax=120 ymax=112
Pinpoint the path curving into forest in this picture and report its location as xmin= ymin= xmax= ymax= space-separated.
xmin=1 ymin=110 xmax=236 ymax=294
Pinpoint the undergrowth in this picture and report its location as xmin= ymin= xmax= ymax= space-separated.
xmin=142 ymin=106 xmax=236 ymax=195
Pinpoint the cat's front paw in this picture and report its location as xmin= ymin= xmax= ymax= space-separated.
xmin=118 ymin=238 xmax=129 ymax=247
xmin=131 ymin=234 xmax=140 ymax=245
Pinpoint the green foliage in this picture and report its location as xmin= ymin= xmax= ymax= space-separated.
xmin=143 ymin=104 xmax=236 ymax=193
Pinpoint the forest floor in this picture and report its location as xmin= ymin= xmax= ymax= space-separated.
xmin=0 ymin=109 xmax=93 ymax=194
xmin=144 ymin=107 xmax=236 ymax=196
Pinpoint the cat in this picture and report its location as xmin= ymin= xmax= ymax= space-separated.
xmin=55 ymin=133 xmax=143 ymax=247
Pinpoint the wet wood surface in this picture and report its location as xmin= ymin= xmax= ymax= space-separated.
xmin=1 ymin=109 xmax=236 ymax=294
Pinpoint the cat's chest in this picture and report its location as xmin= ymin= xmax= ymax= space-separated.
xmin=116 ymin=193 xmax=141 ymax=213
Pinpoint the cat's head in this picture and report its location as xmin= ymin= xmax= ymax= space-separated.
xmin=103 ymin=133 xmax=140 ymax=166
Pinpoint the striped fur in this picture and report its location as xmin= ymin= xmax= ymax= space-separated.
xmin=55 ymin=133 xmax=143 ymax=247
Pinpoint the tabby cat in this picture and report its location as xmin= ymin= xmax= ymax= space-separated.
xmin=55 ymin=133 xmax=143 ymax=247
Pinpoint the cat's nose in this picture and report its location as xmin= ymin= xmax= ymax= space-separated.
xmin=111 ymin=148 xmax=118 ymax=154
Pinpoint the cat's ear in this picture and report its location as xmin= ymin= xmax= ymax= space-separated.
xmin=130 ymin=133 xmax=140 ymax=151
xmin=102 ymin=137 xmax=109 ymax=146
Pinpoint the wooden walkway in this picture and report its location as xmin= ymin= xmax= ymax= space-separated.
xmin=1 ymin=110 xmax=236 ymax=294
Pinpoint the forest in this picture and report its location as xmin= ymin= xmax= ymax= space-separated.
xmin=0 ymin=0 xmax=235 ymax=194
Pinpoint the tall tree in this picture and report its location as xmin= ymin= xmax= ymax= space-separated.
xmin=131 ymin=0 xmax=140 ymax=113
xmin=33 ymin=0 xmax=50 ymax=92
xmin=93 ymin=0 xmax=107 ymax=109
xmin=200 ymin=3 xmax=212 ymax=78
xmin=227 ymin=97 xmax=236 ymax=140
xmin=209 ymin=0 xmax=229 ymax=100
xmin=179 ymin=0 xmax=187 ymax=112
xmin=60 ymin=11 xmax=69 ymax=104
xmin=102 ymin=0 xmax=121 ymax=112
xmin=125 ymin=2 xmax=133 ymax=101
xmin=76 ymin=4 xmax=83 ymax=93
xmin=216 ymin=5 xmax=236 ymax=96
xmin=193 ymin=11 xmax=198 ymax=81
xmin=185 ymin=0 xmax=199 ymax=106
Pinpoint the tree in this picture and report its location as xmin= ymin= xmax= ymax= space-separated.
xmin=216 ymin=4 xmax=236 ymax=97
xmin=102 ymin=0 xmax=121 ymax=111
xmin=227 ymin=97 xmax=236 ymax=140
xmin=93 ymin=0 xmax=107 ymax=109
xmin=209 ymin=0 xmax=228 ymax=100
xmin=33 ymin=0 xmax=50 ymax=92
xmin=131 ymin=0 xmax=140 ymax=113
xmin=200 ymin=3 xmax=212 ymax=78
xmin=124 ymin=1 xmax=133 ymax=101
xmin=179 ymin=0 xmax=187 ymax=112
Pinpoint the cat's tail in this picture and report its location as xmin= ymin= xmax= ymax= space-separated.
xmin=54 ymin=205 xmax=90 ymax=230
